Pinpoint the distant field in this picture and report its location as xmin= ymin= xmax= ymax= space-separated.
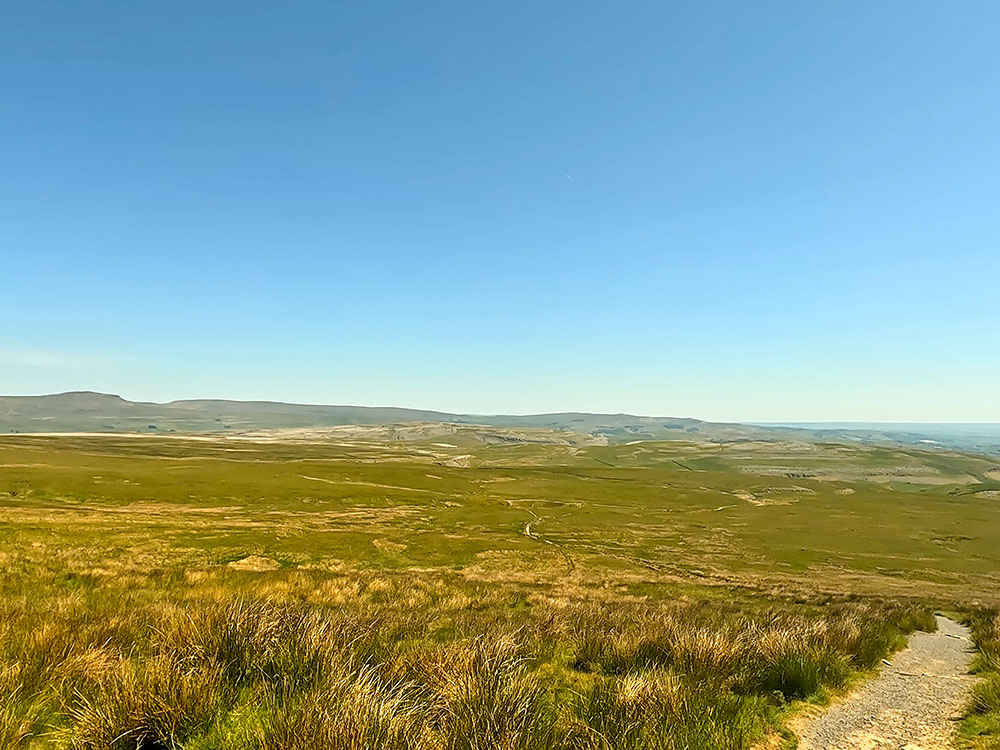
xmin=2 ymin=432 xmax=999 ymax=601
xmin=757 ymin=422 xmax=1000 ymax=456
xmin=2 ymin=432 xmax=1000 ymax=749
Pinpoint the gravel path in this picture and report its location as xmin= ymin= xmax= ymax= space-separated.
xmin=793 ymin=616 xmax=974 ymax=750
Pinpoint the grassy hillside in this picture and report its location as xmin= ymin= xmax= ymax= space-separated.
xmin=759 ymin=421 xmax=1000 ymax=456
xmin=0 ymin=392 xmax=459 ymax=433
xmin=6 ymin=393 xmax=998 ymax=456
xmin=6 ymin=432 xmax=990 ymax=748
xmin=2 ymin=432 xmax=998 ymax=600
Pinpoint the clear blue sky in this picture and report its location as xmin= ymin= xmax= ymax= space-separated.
xmin=3 ymin=1 xmax=998 ymax=421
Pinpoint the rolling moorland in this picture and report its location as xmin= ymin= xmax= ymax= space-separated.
xmin=4 ymin=392 xmax=1000 ymax=454
xmin=2 ymin=400 xmax=1000 ymax=748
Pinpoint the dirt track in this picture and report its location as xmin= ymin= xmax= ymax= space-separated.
xmin=793 ymin=616 xmax=974 ymax=749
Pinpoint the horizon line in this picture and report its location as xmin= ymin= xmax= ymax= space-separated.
xmin=2 ymin=391 xmax=999 ymax=426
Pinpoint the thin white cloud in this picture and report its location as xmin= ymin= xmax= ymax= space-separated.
xmin=0 ymin=348 xmax=137 ymax=370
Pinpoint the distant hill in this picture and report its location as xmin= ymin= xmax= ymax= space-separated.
xmin=755 ymin=421 xmax=1000 ymax=457
xmin=1 ymin=392 xmax=997 ymax=454
xmin=0 ymin=392 xmax=459 ymax=434
xmin=0 ymin=392 xmax=788 ymax=441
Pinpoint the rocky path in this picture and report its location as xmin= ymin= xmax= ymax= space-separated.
xmin=793 ymin=616 xmax=974 ymax=749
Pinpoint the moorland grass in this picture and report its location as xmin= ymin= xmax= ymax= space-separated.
xmin=0 ymin=569 xmax=934 ymax=750
xmin=962 ymin=609 xmax=1000 ymax=747
xmin=1 ymin=434 xmax=998 ymax=600
xmin=0 ymin=433 xmax=989 ymax=749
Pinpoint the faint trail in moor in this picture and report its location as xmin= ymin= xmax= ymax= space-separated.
xmin=793 ymin=615 xmax=974 ymax=750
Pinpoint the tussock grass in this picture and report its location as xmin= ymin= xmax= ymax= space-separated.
xmin=563 ymin=601 xmax=918 ymax=702
xmin=963 ymin=610 xmax=1000 ymax=746
xmin=0 ymin=572 xmax=933 ymax=750
xmin=69 ymin=657 xmax=227 ymax=750
xmin=568 ymin=670 xmax=770 ymax=750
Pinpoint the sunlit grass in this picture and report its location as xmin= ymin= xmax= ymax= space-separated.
xmin=0 ymin=433 xmax=989 ymax=748
xmin=0 ymin=569 xmax=934 ymax=750
xmin=962 ymin=610 xmax=1000 ymax=748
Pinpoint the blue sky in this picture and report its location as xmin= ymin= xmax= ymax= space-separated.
xmin=2 ymin=1 xmax=998 ymax=421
